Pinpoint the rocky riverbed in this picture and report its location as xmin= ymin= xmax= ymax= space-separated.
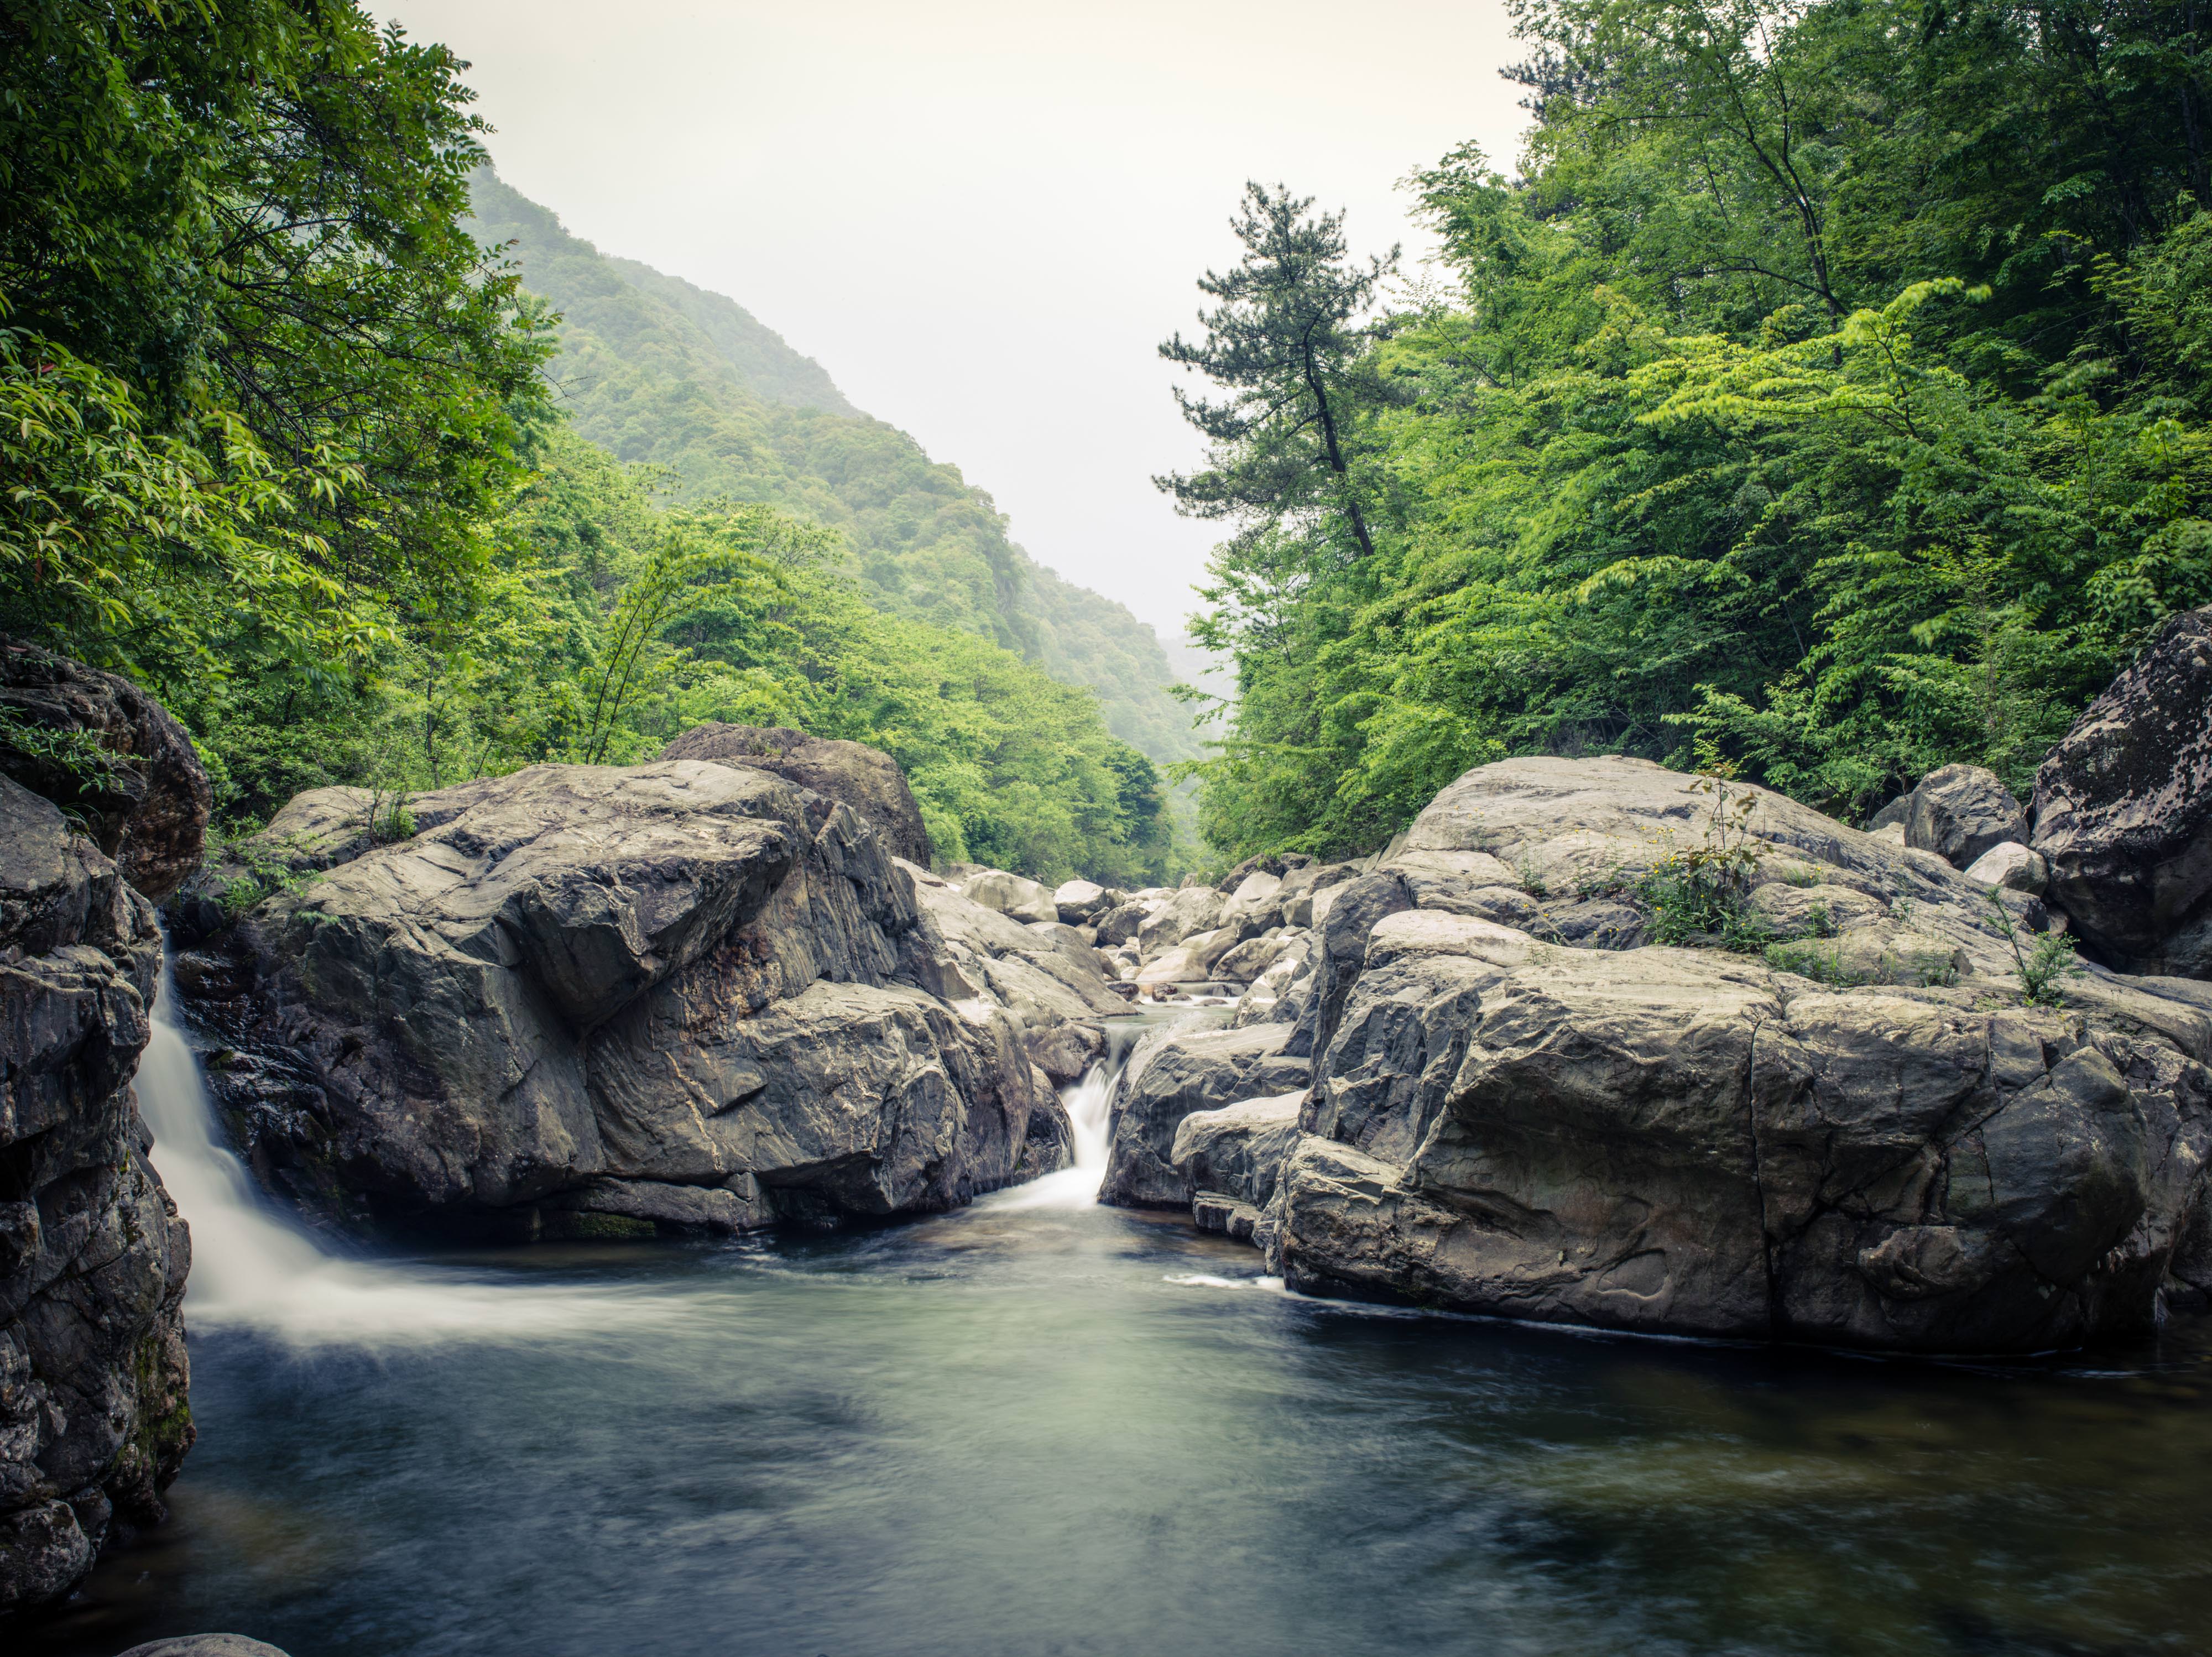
xmin=11 ymin=610 xmax=2212 ymax=1633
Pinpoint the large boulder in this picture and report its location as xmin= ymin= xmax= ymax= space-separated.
xmin=0 ymin=773 xmax=195 ymax=1612
xmin=959 ymin=868 xmax=1059 ymax=926
xmin=1099 ymin=1022 xmax=1310 ymax=1209
xmin=175 ymin=762 xmax=1080 ymax=1236
xmin=0 ymin=639 xmax=212 ymax=901
xmin=2033 ymin=608 xmax=2212 ymax=975
xmin=1218 ymin=755 xmax=2212 ymax=1353
xmin=659 ymin=722 xmax=931 ymax=865
xmin=1905 ymin=764 xmax=2027 ymax=870
xmin=1137 ymin=886 xmax=1225 ymax=955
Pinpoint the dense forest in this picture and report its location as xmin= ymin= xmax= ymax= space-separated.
xmin=1170 ymin=0 xmax=2212 ymax=860
xmin=1 ymin=1 xmax=1175 ymax=885
xmin=467 ymin=174 xmax=1201 ymax=769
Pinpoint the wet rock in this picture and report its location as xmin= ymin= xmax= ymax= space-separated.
xmin=0 ymin=638 xmax=212 ymax=901
xmin=116 ymin=1638 xmax=294 ymax=1657
xmin=540 ymin=1175 xmax=772 ymax=1235
xmin=659 ymin=722 xmax=931 ymax=865
xmin=1191 ymin=1193 xmax=1264 ymax=1242
xmin=1172 ymin=1091 xmax=1303 ymax=1214
xmin=0 ymin=775 xmax=195 ymax=1613
xmin=178 ymin=763 xmax=1084 ymax=1235
xmin=1101 ymin=1023 xmax=1310 ymax=1209
xmin=1905 ymin=764 xmax=2027 ymax=870
xmin=2033 ymin=608 xmax=2212 ymax=975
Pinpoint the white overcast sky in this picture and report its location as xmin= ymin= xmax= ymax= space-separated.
xmin=377 ymin=1 xmax=1531 ymax=643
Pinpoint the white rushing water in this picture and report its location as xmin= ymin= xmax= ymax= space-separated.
xmin=139 ymin=959 xmax=692 ymax=1348
xmin=983 ymin=1011 xmax=1215 ymax=1211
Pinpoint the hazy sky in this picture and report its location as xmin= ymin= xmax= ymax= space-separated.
xmin=377 ymin=1 xmax=1531 ymax=643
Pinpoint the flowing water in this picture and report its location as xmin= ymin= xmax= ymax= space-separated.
xmin=21 ymin=982 xmax=2212 ymax=1657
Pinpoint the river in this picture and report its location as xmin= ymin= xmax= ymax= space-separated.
xmin=20 ymin=980 xmax=2212 ymax=1657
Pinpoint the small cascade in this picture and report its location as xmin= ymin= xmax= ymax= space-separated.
xmin=984 ymin=1012 xmax=1206 ymax=1211
xmin=138 ymin=951 xmax=686 ymax=1347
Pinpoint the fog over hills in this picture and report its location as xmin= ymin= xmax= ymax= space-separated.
xmin=469 ymin=170 xmax=1201 ymax=765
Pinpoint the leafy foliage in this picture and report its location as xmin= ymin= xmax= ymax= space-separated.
xmin=2 ymin=2 xmax=1173 ymax=887
xmin=1175 ymin=0 xmax=2212 ymax=860
xmin=466 ymin=173 xmax=1201 ymax=767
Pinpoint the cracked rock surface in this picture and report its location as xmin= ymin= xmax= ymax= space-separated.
xmin=0 ymin=772 xmax=194 ymax=1614
xmin=173 ymin=757 xmax=1092 ymax=1238
xmin=1177 ymin=755 xmax=2212 ymax=1352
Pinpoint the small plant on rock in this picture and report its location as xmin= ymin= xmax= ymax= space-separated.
xmin=1985 ymin=887 xmax=2081 ymax=1007
xmin=1632 ymin=769 xmax=1774 ymax=952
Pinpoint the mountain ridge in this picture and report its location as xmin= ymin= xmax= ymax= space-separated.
xmin=468 ymin=170 xmax=1199 ymax=765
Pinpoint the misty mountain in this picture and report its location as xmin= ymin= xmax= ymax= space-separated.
xmin=467 ymin=171 xmax=1198 ymax=765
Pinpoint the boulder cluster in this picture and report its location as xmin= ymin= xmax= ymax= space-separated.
xmin=13 ymin=606 xmax=2212 ymax=1615
xmin=1108 ymin=714 xmax=2212 ymax=1351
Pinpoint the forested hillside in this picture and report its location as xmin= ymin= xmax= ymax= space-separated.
xmin=1170 ymin=0 xmax=2212 ymax=861
xmin=0 ymin=1 xmax=1173 ymax=885
xmin=467 ymin=173 xmax=1199 ymax=765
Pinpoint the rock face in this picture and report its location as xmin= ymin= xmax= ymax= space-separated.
xmin=659 ymin=722 xmax=931 ymax=866
xmin=1904 ymin=764 xmax=2027 ymax=870
xmin=1 ymin=639 xmax=212 ymax=902
xmin=1162 ymin=755 xmax=2212 ymax=1353
xmin=2033 ymin=608 xmax=2212 ymax=976
xmin=0 ymin=769 xmax=195 ymax=1611
xmin=1099 ymin=1023 xmax=1310 ymax=1209
xmin=175 ymin=761 xmax=1081 ymax=1236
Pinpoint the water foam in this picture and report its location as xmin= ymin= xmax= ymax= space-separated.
xmin=139 ymin=961 xmax=693 ymax=1348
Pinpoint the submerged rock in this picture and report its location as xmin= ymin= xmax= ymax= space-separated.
xmin=0 ymin=757 xmax=196 ymax=1612
xmin=2034 ymin=607 xmax=2212 ymax=975
xmin=177 ymin=760 xmax=1085 ymax=1237
xmin=116 ymin=1639 xmax=293 ymax=1657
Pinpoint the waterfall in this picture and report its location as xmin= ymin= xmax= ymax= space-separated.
xmin=138 ymin=953 xmax=687 ymax=1348
xmin=984 ymin=1013 xmax=1203 ymax=1211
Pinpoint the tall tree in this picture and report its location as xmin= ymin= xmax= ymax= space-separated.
xmin=1158 ymin=184 xmax=1396 ymax=566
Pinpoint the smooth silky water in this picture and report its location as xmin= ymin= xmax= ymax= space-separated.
xmin=23 ymin=980 xmax=2212 ymax=1657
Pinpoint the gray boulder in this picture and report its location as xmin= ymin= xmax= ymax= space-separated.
xmin=1964 ymin=840 xmax=2048 ymax=895
xmin=1100 ymin=1023 xmax=1310 ymax=1209
xmin=178 ymin=762 xmax=1079 ymax=1235
xmin=1905 ymin=763 xmax=2027 ymax=870
xmin=0 ymin=775 xmax=194 ymax=1613
xmin=1137 ymin=886 xmax=1226 ymax=955
xmin=1172 ymin=1091 xmax=1303 ymax=1213
xmin=1 ymin=638 xmax=212 ymax=901
xmin=1246 ymin=755 xmax=2212 ymax=1352
xmin=659 ymin=721 xmax=931 ymax=865
xmin=2034 ymin=608 xmax=2212 ymax=975
xmin=960 ymin=868 xmax=1058 ymax=925
xmin=117 ymin=1636 xmax=293 ymax=1656
xmin=1053 ymin=879 xmax=1118 ymax=924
